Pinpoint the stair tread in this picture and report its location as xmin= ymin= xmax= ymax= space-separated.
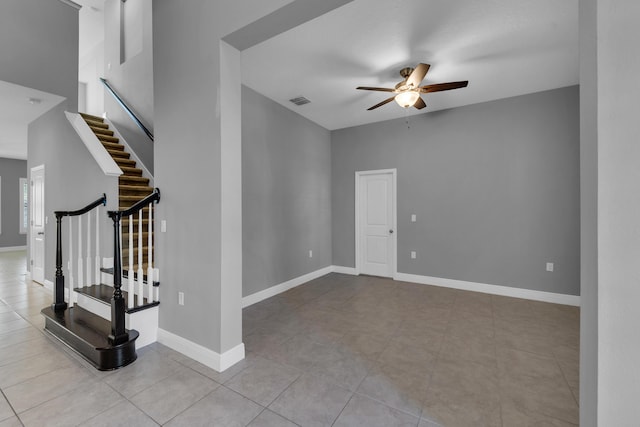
xmin=119 ymin=184 xmax=154 ymax=192
xmin=119 ymin=176 xmax=149 ymax=183
xmin=120 ymin=166 xmax=143 ymax=174
xmin=41 ymin=305 xmax=138 ymax=370
xmin=109 ymin=150 xmax=130 ymax=158
xmin=74 ymin=284 xmax=159 ymax=313
xmin=115 ymin=158 xmax=136 ymax=166
xmin=90 ymin=127 xmax=114 ymax=137
xmin=102 ymin=141 xmax=124 ymax=150
xmin=98 ymin=134 xmax=119 ymax=143
xmin=84 ymin=120 xmax=108 ymax=129
xmin=80 ymin=112 xmax=104 ymax=123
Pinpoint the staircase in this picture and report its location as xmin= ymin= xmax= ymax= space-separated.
xmin=41 ymin=113 xmax=160 ymax=370
xmin=79 ymin=113 xmax=154 ymax=271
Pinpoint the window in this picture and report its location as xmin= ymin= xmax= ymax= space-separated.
xmin=19 ymin=178 xmax=28 ymax=234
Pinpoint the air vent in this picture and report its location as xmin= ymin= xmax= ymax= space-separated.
xmin=289 ymin=96 xmax=311 ymax=106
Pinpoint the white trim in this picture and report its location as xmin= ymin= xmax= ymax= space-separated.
xmin=57 ymin=0 xmax=82 ymax=10
xmin=103 ymin=115 xmax=154 ymax=184
xmin=0 ymin=246 xmax=27 ymax=253
xmin=331 ymin=265 xmax=358 ymax=275
xmin=394 ymin=272 xmax=580 ymax=306
xmin=65 ymin=112 xmax=123 ymax=177
xmin=19 ymin=177 xmax=28 ymax=234
xmin=355 ymin=168 xmax=397 ymax=278
xmin=242 ymin=265 xmax=333 ymax=308
xmin=43 ymin=279 xmax=54 ymax=292
xmin=157 ymin=328 xmax=245 ymax=372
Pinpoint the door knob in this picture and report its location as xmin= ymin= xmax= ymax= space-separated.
xmin=389 ymin=229 xmax=394 ymax=234
xmin=37 ymin=232 xmax=44 ymax=235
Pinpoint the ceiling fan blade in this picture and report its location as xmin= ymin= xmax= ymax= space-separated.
xmin=413 ymin=97 xmax=426 ymax=110
xmin=367 ymin=96 xmax=397 ymax=110
xmin=406 ymin=63 xmax=430 ymax=88
xmin=419 ymin=80 xmax=469 ymax=93
xmin=356 ymin=86 xmax=396 ymax=92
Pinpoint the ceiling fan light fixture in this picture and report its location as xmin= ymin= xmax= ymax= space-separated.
xmin=395 ymin=91 xmax=420 ymax=108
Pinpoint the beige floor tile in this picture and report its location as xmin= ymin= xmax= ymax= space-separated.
xmin=19 ymin=381 xmax=123 ymax=427
xmin=269 ymin=373 xmax=352 ymax=427
xmin=4 ymin=366 xmax=96 ymax=413
xmin=225 ymin=356 xmax=300 ymax=406
xmin=129 ymin=366 xmax=219 ymax=424
xmin=247 ymin=409 xmax=298 ymax=427
xmin=78 ymin=401 xmax=159 ymax=427
xmin=357 ymin=363 xmax=430 ymax=417
xmin=166 ymin=386 xmax=263 ymax=427
xmin=334 ymin=393 xmax=419 ymax=427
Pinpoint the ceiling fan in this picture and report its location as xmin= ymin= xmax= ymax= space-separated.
xmin=357 ymin=63 xmax=468 ymax=110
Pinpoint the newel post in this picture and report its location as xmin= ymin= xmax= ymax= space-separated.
xmin=52 ymin=213 xmax=67 ymax=311
xmin=108 ymin=210 xmax=128 ymax=345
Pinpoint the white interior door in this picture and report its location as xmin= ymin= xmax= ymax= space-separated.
xmin=30 ymin=165 xmax=45 ymax=284
xmin=357 ymin=170 xmax=396 ymax=277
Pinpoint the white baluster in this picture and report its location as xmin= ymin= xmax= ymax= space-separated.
xmin=137 ymin=209 xmax=144 ymax=306
xmin=86 ymin=211 xmax=92 ymax=285
xmin=68 ymin=217 xmax=74 ymax=307
xmin=154 ymin=268 xmax=160 ymax=302
xmin=77 ymin=215 xmax=84 ymax=289
xmin=128 ymin=215 xmax=134 ymax=309
xmin=95 ymin=207 xmax=100 ymax=285
xmin=147 ymin=205 xmax=153 ymax=302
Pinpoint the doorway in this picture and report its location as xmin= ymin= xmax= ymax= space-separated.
xmin=30 ymin=165 xmax=45 ymax=284
xmin=355 ymin=169 xmax=397 ymax=277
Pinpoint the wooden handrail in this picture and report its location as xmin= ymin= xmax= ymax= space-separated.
xmin=100 ymin=78 xmax=154 ymax=142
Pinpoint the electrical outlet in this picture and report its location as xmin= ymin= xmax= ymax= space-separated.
xmin=178 ymin=292 xmax=184 ymax=305
xmin=309 ymin=250 xmax=313 ymax=258
xmin=411 ymin=251 xmax=417 ymax=259
xmin=161 ymin=220 xmax=167 ymax=232
xmin=411 ymin=214 xmax=416 ymax=222
xmin=546 ymin=262 xmax=554 ymax=272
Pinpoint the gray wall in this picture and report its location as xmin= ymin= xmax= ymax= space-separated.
xmin=596 ymin=1 xmax=640 ymax=423
xmin=242 ymin=86 xmax=331 ymax=297
xmin=103 ymin=0 xmax=154 ymax=174
xmin=579 ymin=0 xmax=597 ymax=423
xmin=153 ymin=0 xmax=298 ymax=355
xmin=0 ymin=158 xmax=27 ymax=248
xmin=28 ymin=104 xmax=119 ymax=283
xmin=332 ymin=86 xmax=580 ymax=296
xmin=0 ymin=0 xmax=78 ymax=109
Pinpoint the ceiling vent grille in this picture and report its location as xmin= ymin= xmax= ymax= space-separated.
xmin=289 ymin=96 xmax=311 ymax=106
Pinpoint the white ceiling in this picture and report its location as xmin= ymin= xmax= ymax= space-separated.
xmin=0 ymin=0 xmax=580 ymax=161
xmin=241 ymin=0 xmax=579 ymax=130
xmin=0 ymin=81 xmax=65 ymax=160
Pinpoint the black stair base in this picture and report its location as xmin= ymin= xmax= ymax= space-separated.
xmin=41 ymin=305 xmax=138 ymax=371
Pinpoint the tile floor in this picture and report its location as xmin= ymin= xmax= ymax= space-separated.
xmin=0 ymin=250 xmax=579 ymax=426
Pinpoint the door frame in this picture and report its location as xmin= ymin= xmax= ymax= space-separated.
xmin=354 ymin=168 xmax=397 ymax=277
xmin=30 ymin=164 xmax=45 ymax=284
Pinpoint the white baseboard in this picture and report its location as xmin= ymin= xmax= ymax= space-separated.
xmin=43 ymin=279 xmax=54 ymax=292
xmin=157 ymin=328 xmax=245 ymax=372
xmin=242 ymin=265 xmax=333 ymax=308
xmin=394 ymin=272 xmax=580 ymax=306
xmin=0 ymin=245 xmax=27 ymax=253
xmin=331 ymin=265 xmax=358 ymax=275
